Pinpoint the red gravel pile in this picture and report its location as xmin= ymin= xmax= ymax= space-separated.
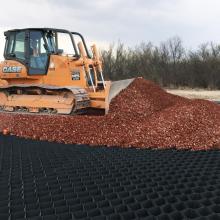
xmin=109 ymin=79 xmax=190 ymax=117
xmin=0 ymin=78 xmax=220 ymax=150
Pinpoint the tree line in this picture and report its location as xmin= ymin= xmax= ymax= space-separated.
xmin=101 ymin=37 xmax=220 ymax=89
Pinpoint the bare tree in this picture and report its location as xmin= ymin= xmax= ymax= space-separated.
xmin=101 ymin=37 xmax=220 ymax=89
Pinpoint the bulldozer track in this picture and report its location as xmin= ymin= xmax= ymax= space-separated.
xmin=0 ymin=84 xmax=90 ymax=115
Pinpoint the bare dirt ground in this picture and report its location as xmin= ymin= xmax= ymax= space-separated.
xmin=167 ymin=89 xmax=220 ymax=102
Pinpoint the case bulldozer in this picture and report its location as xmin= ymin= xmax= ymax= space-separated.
xmin=0 ymin=28 xmax=133 ymax=115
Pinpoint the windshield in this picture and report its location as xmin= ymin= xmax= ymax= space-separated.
xmin=43 ymin=30 xmax=91 ymax=58
xmin=57 ymin=32 xmax=76 ymax=55
xmin=72 ymin=34 xmax=92 ymax=58
xmin=72 ymin=32 xmax=92 ymax=58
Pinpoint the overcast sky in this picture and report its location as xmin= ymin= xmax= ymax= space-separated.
xmin=1 ymin=0 xmax=220 ymax=59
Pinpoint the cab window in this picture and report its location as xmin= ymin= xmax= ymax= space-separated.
xmin=57 ymin=32 xmax=75 ymax=56
xmin=29 ymin=31 xmax=49 ymax=74
xmin=5 ymin=31 xmax=25 ymax=60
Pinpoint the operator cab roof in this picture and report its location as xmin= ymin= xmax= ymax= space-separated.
xmin=4 ymin=28 xmax=90 ymax=58
xmin=5 ymin=28 xmax=76 ymax=34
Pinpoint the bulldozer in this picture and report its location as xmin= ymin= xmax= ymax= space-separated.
xmin=0 ymin=28 xmax=133 ymax=115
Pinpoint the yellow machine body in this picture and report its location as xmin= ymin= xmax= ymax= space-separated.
xmin=0 ymin=28 xmax=133 ymax=114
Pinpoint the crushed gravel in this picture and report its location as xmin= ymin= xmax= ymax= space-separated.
xmin=0 ymin=78 xmax=220 ymax=150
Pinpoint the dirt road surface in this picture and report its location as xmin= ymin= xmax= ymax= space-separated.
xmin=167 ymin=89 xmax=220 ymax=102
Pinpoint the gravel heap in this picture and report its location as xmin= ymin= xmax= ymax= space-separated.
xmin=0 ymin=78 xmax=220 ymax=150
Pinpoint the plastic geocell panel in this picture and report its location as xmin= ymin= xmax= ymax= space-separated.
xmin=0 ymin=135 xmax=220 ymax=220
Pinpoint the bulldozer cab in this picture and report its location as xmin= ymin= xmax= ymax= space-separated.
xmin=4 ymin=28 xmax=91 ymax=76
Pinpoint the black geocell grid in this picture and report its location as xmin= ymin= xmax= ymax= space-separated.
xmin=0 ymin=135 xmax=220 ymax=220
